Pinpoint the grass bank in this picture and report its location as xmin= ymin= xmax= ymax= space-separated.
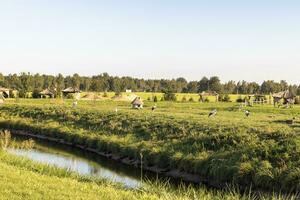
xmin=1 ymin=148 xmax=298 ymax=200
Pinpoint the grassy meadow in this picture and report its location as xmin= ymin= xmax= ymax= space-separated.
xmin=1 ymin=94 xmax=300 ymax=199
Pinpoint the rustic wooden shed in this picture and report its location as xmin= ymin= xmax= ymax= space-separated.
xmin=62 ymin=87 xmax=81 ymax=99
xmin=131 ymin=97 xmax=143 ymax=109
xmin=272 ymin=90 xmax=294 ymax=106
xmin=39 ymin=88 xmax=55 ymax=98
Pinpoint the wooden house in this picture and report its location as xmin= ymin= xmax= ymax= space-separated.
xmin=131 ymin=97 xmax=143 ymax=109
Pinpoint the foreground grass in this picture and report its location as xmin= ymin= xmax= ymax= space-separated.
xmin=0 ymin=152 xmax=139 ymax=200
xmin=0 ymin=150 xmax=298 ymax=200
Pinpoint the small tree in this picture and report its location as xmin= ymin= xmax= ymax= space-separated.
xmin=294 ymin=97 xmax=300 ymax=105
xmin=32 ymin=89 xmax=41 ymax=99
xmin=103 ymin=91 xmax=108 ymax=97
xmin=223 ymin=94 xmax=231 ymax=102
xmin=18 ymin=89 xmax=26 ymax=98
xmin=236 ymin=95 xmax=244 ymax=103
xmin=163 ymin=91 xmax=177 ymax=101
xmin=153 ymin=96 xmax=158 ymax=102
xmin=114 ymin=91 xmax=122 ymax=97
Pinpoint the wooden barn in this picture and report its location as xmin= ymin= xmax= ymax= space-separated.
xmin=131 ymin=97 xmax=143 ymax=109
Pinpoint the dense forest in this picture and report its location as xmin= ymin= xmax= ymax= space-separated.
xmin=0 ymin=72 xmax=300 ymax=97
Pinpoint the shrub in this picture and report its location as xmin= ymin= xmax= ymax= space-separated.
xmin=153 ymin=96 xmax=158 ymax=102
xmin=236 ymin=96 xmax=244 ymax=103
xmin=9 ymin=90 xmax=17 ymax=98
xmin=163 ymin=92 xmax=176 ymax=101
xmin=32 ymin=89 xmax=41 ymax=99
xmin=114 ymin=91 xmax=122 ymax=97
xmin=65 ymin=94 xmax=75 ymax=99
xmin=188 ymin=97 xmax=194 ymax=102
xmin=294 ymin=97 xmax=300 ymax=105
xmin=103 ymin=92 xmax=108 ymax=98
xmin=223 ymin=94 xmax=231 ymax=102
xmin=182 ymin=96 xmax=187 ymax=102
xmin=18 ymin=90 xmax=26 ymax=98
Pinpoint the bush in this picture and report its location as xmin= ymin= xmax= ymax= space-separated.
xmin=236 ymin=96 xmax=244 ymax=103
xmin=65 ymin=94 xmax=75 ymax=99
xmin=32 ymin=89 xmax=41 ymax=99
xmin=222 ymin=94 xmax=231 ymax=102
xmin=182 ymin=96 xmax=187 ymax=102
xmin=103 ymin=92 xmax=108 ymax=98
xmin=114 ymin=91 xmax=122 ymax=97
xmin=163 ymin=92 xmax=177 ymax=101
xmin=188 ymin=97 xmax=194 ymax=102
xmin=204 ymin=98 xmax=210 ymax=102
xmin=153 ymin=96 xmax=158 ymax=102
xmin=18 ymin=90 xmax=26 ymax=98
xmin=294 ymin=97 xmax=300 ymax=105
xmin=9 ymin=90 xmax=17 ymax=98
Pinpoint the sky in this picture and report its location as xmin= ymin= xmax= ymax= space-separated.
xmin=0 ymin=0 xmax=300 ymax=83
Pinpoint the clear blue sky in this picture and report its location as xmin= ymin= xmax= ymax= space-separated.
xmin=0 ymin=0 xmax=300 ymax=83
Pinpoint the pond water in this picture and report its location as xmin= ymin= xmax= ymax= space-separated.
xmin=8 ymin=136 xmax=144 ymax=188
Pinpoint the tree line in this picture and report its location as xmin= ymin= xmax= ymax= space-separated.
xmin=0 ymin=72 xmax=300 ymax=97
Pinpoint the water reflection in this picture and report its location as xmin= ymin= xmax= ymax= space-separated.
xmin=8 ymin=139 xmax=142 ymax=188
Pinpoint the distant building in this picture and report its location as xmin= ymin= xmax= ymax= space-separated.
xmin=272 ymin=90 xmax=294 ymax=106
xmin=39 ymin=88 xmax=55 ymax=98
xmin=131 ymin=97 xmax=143 ymax=109
xmin=0 ymin=87 xmax=10 ymax=98
xmin=62 ymin=87 xmax=81 ymax=99
xmin=199 ymin=91 xmax=219 ymax=102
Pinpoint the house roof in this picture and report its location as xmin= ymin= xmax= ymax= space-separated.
xmin=40 ymin=88 xmax=55 ymax=95
xmin=0 ymin=87 xmax=10 ymax=92
xmin=272 ymin=90 xmax=294 ymax=99
xmin=131 ymin=97 xmax=143 ymax=105
xmin=199 ymin=91 xmax=219 ymax=96
xmin=62 ymin=87 xmax=80 ymax=93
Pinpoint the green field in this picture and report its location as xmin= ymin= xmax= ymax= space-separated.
xmin=1 ymin=98 xmax=300 ymax=199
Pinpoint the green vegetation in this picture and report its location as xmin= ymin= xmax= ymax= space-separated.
xmin=1 ymin=99 xmax=300 ymax=196
xmin=2 ymin=149 xmax=298 ymax=200
xmin=1 ymin=72 xmax=300 ymax=97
